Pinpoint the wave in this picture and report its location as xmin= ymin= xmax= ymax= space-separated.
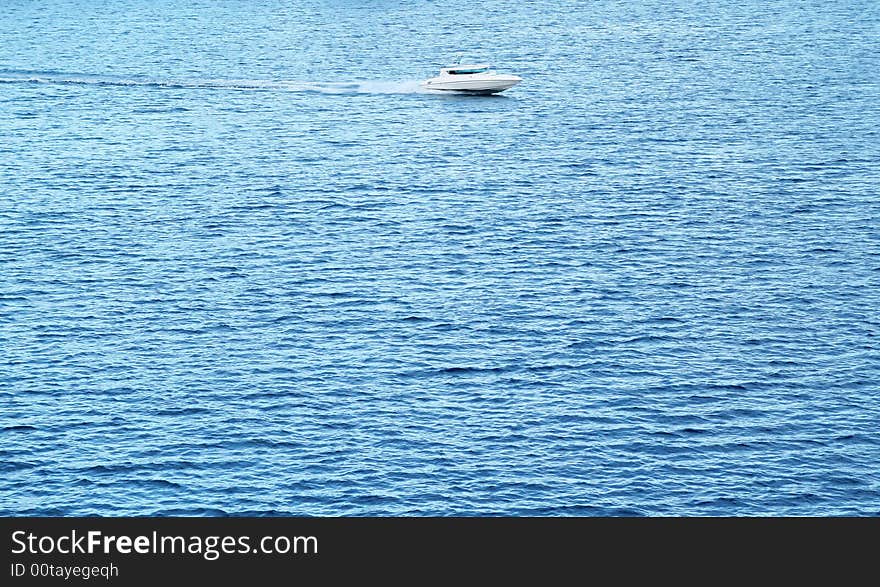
xmin=0 ymin=69 xmax=427 ymax=95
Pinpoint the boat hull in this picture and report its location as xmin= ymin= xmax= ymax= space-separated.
xmin=422 ymin=75 xmax=522 ymax=94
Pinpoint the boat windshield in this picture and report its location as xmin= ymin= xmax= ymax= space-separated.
xmin=448 ymin=67 xmax=489 ymax=74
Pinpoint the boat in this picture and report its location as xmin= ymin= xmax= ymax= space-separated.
xmin=421 ymin=59 xmax=522 ymax=94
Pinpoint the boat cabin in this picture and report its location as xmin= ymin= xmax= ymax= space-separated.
xmin=440 ymin=64 xmax=491 ymax=75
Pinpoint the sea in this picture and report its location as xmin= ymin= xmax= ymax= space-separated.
xmin=1 ymin=0 xmax=879 ymax=516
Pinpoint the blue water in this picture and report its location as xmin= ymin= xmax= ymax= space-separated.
xmin=2 ymin=0 xmax=879 ymax=516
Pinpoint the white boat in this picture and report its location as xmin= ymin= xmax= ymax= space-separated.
xmin=422 ymin=60 xmax=522 ymax=94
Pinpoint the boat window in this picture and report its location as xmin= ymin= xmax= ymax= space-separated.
xmin=449 ymin=67 xmax=488 ymax=75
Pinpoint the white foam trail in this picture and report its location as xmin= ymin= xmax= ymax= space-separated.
xmin=0 ymin=71 xmax=430 ymax=95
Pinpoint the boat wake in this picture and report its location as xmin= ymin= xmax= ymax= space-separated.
xmin=0 ymin=69 xmax=428 ymax=95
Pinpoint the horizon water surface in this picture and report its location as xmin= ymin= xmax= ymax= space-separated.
xmin=2 ymin=0 xmax=879 ymax=516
